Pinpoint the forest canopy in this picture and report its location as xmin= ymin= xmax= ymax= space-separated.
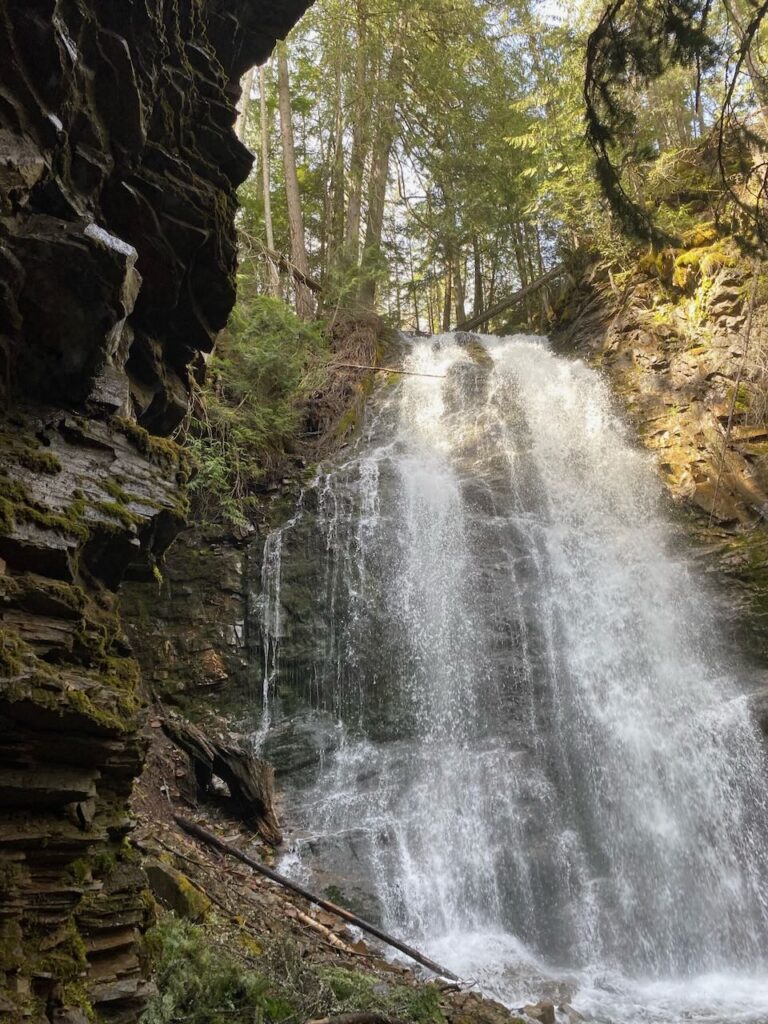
xmin=233 ymin=0 xmax=767 ymax=330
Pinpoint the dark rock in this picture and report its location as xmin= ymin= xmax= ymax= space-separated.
xmin=453 ymin=330 xmax=483 ymax=347
xmin=0 ymin=0 xmax=311 ymax=1018
xmin=749 ymin=687 xmax=768 ymax=735
xmin=121 ymin=527 xmax=250 ymax=696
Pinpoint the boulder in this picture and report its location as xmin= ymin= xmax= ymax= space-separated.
xmin=522 ymin=1001 xmax=556 ymax=1024
xmin=144 ymin=860 xmax=211 ymax=922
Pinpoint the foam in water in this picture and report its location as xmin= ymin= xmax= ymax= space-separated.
xmin=253 ymin=334 xmax=768 ymax=1022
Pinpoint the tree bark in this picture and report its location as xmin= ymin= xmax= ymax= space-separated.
xmin=456 ymin=263 xmax=565 ymax=332
xmin=452 ymin=248 xmax=466 ymax=325
xmin=472 ymin=234 xmax=484 ymax=318
xmin=163 ymin=718 xmax=282 ymax=845
xmin=236 ymin=65 xmax=255 ymax=142
xmin=276 ymin=42 xmax=314 ymax=319
xmin=259 ymin=64 xmax=280 ymax=297
xmin=442 ymin=259 xmax=452 ymax=332
xmin=358 ymin=32 xmax=404 ymax=309
xmin=343 ymin=1 xmax=371 ymax=267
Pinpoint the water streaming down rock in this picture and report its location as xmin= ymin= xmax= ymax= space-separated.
xmin=253 ymin=334 xmax=768 ymax=1021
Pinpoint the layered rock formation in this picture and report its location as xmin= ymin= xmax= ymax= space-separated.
xmin=121 ymin=528 xmax=254 ymax=701
xmin=0 ymin=1 xmax=310 ymax=1020
xmin=554 ymin=237 xmax=768 ymax=657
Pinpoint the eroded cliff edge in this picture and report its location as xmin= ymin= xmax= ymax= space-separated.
xmin=0 ymin=2 xmax=310 ymax=1020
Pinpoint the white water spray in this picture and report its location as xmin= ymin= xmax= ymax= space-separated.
xmin=257 ymin=335 xmax=768 ymax=1023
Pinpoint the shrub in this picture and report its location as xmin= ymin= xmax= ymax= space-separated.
xmin=141 ymin=915 xmax=291 ymax=1024
xmin=188 ymin=296 xmax=328 ymax=525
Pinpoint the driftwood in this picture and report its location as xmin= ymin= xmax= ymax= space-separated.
xmin=456 ymin=263 xmax=566 ymax=332
xmin=174 ymin=816 xmax=459 ymax=981
xmin=163 ymin=719 xmax=281 ymax=845
xmin=293 ymin=907 xmax=357 ymax=954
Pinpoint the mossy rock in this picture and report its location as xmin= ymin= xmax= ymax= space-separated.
xmin=144 ymin=861 xmax=211 ymax=922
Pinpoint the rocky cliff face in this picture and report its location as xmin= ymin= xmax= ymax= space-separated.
xmin=0 ymin=1 xmax=310 ymax=1020
xmin=554 ymin=238 xmax=768 ymax=658
xmin=121 ymin=527 xmax=255 ymax=701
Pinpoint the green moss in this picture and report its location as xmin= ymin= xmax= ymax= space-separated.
xmin=62 ymin=981 xmax=95 ymax=1022
xmin=33 ymin=921 xmax=88 ymax=980
xmin=640 ymin=250 xmax=664 ymax=278
xmin=320 ymin=967 xmax=445 ymax=1024
xmin=733 ymin=382 xmax=751 ymax=414
xmin=142 ymin=916 xmax=275 ymax=1024
xmin=673 ymin=241 xmax=736 ymax=288
xmin=175 ymin=872 xmax=212 ymax=921
xmin=112 ymin=417 xmax=190 ymax=477
xmin=334 ymin=406 xmax=360 ymax=439
xmin=93 ymin=500 xmax=143 ymax=530
xmin=321 ymin=966 xmax=375 ymax=1003
xmin=0 ymin=920 xmax=23 ymax=971
xmin=66 ymin=858 xmax=92 ymax=884
xmin=681 ymin=221 xmax=719 ymax=248
xmin=0 ymin=628 xmax=31 ymax=677
xmin=100 ymin=477 xmax=131 ymax=503
xmin=17 ymin=502 xmax=89 ymax=538
xmin=0 ymin=858 xmax=22 ymax=894
xmin=323 ymin=884 xmax=346 ymax=904
xmin=64 ymin=686 xmax=137 ymax=734
xmin=0 ymin=496 xmax=14 ymax=533
xmin=17 ymin=448 xmax=62 ymax=474
xmin=0 ymin=476 xmax=90 ymax=540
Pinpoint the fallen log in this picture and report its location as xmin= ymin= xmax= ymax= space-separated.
xmin=333 ymin=363 xmax=446 ymax=379
xmin=174 ymin=815 xmax=459 ymax=982
xmin=308 ymin=1016 xmax=404 ymax=1024
xmin=456 ymin=263 xmax=566 ymax=332
xmin=293 ymin=907 xmax=357 ymax=955
xmin=163 ymin=718 xmax=281 ymax=845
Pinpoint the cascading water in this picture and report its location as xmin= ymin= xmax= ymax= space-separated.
xmin=252 ymin=334 xmax=768 ymax=1023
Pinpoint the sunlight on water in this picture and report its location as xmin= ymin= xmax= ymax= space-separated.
xmin=254 ymin=334 xmax=768 ymax=1023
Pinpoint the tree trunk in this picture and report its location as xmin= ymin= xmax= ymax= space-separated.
xmin=442 ymin=259 xmax=452 ymax=332
xmin=236 ymin=65 xmax=255 ymax=142
xmin=456 ymin=263 xmax=565 ymax=332
xmin=326 ymin=49 xmax=346 ymax=281
xmin=163 ymin=718 xmax=281 ymax=845
xmin=259 ymin=64 xmax=280 ymax=297
xmin=357 ymin=131 xmax=394 ymax=308
xmin=452 ymin=248 xmax=466 ymax=325
xmin=343 ymin=1 xmax=371 ymax=267
xmin=276 ymin=42 xmax=313 ymax=320
xmin=358 ymin=31 xmax=404 ymax=309
xmin=723 ymin=0 xmax=768 ymax=130
xmin=472 ymin=234 xmax=483 ymax=317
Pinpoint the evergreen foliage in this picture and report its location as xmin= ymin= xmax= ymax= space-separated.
xmin=141 ymin=915 xmax=447 ymax=1024
xmin=585 ymin=0 xmax=768 ymax=243
xmin=239 ymin=0 xmax=766 ymax=327
xmin=141 ymin=916 xmax=279 ymax=1024
xmin=187 ymin=295 xmax=327 ymax=525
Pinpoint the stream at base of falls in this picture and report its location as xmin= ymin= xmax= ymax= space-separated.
xmin=246 ymin=334 xmax=768 ymax=1024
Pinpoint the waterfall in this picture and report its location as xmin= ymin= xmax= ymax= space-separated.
xmin=254 ymin=334 xmax=768 ymax=1023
